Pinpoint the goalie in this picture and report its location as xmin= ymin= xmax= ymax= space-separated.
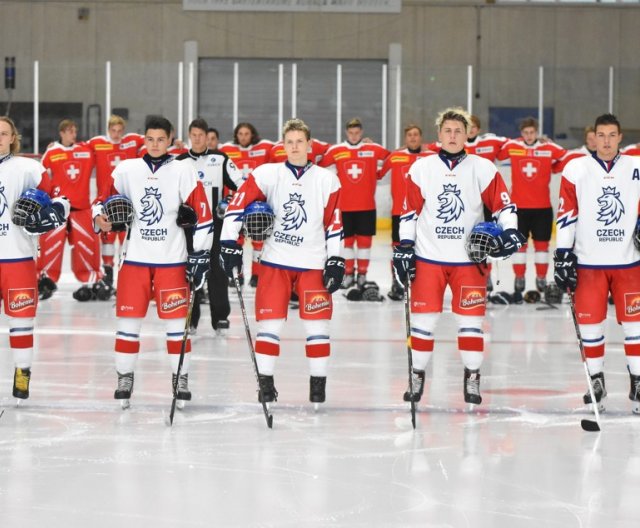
xmin=0 ymin=116 xmax=69 ymax=400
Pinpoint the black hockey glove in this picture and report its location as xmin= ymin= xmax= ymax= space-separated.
xmin=177 ymin=203 xmax=198 ymax=228
xmin=553 ymin=249 xmax=578 ymax=292
xmin=392 ymin=245 xmax=416 ymax=284
xmin=323 ymin=256 xmax=346 ymax=294
xmin=25 ymin=202 xmax=66 ymax=234
xmin=634 ymin=219 xmax=640 ymax=252
xmin=489 ymin=229 xmax=526 ymax=259
xmin=219 ymin=242 xmax=243 ymax=279
xmin=186 ymin=250 xmax=210 ymax=291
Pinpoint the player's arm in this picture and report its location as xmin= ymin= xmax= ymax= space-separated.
xmin=184 ymin=180 xmax=214 ymax=253
xmin=222 ymin=155 xmax=242 ymax=191
xmin=397 ymin=175 xmax=423 ymax=245
xmin=378 ymin=155 xmax=392 ymax=181
xmin=495 ymin=140 xmax=511 ymax=162
xmin=323 ymin=187 xmax=343 ymax=258
xmin=480 ymin=172 xmax=518 ymax=231
xmin=556 ymin=175 xmax=578 ymax=251
xmin=220 ymin=175 xmax=268 ymax=243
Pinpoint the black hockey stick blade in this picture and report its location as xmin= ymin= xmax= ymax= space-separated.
xmin=581 ymin=419 xmax=600 ymax=432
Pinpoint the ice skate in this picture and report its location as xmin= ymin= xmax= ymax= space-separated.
xmin=38 ymin=275 xmax=57 ymax=300
xmin=340 ymin=274 xmax=354 ymax=289
xmin=403 ymin=369 xmax=425 ymax=402
xmin=172 ymin=373 xmax=191 ymax=410
xmin=92 ymin=279 xmax=115 ymax=301
xmin=464 ymin=368 xmax=482 ymax=406
xmin=310 ymin=376 xmax=326 ymax=410
xmin=583 ymin=371 xmax=606 ymax=413
xmin=114 ymin=371 xmax=134 ymax=409
xmin=73 ymin=285 xmax=94 ymax=302
xmin=628 ymin=369 xmax=640 ymax=415
xmin=387 ymin=281 xmax=404 ymax=301
xmin=535 ymin=276 xmax=547 ymax=292
xmin=214 ymin=319 xmax=230 ymax=336
xmin=514 ymin=277 xmax=525 ymax=293
xmin=103 ymin=265 xmax=114 ymax=287
xmin=356 ymin=273 xmax=367 ymax=288
xmin=258 ymin=374 xmax=278 ymax=405
xmin=13 ymin=367 xmax=31 ymax=401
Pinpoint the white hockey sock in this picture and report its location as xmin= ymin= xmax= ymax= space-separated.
xmin=170 ymin=353 xmax=191 ymax=375
xmin=627 ymin=357 xmax=640 ymax=377
xmin=622 ymin=322 xmax=640 ymax=375
xmin=9 ymin=317 xmax=34 ymax=368
xmin=309 ymin=357 xmax=329 ymax=377
xmin=165 ymin=318 xmax=190 ymax=374
xmin=115 ymin=352 xmax=138 ymax=374
xmin=13 ymin=348 xmax=33 ymax=370
xmin=586 ymin=357 xmax=605 ymax=376
xmin=460 ymin=351 xmax=483 ymax=371
xmin=411 ymin=350 xmax=432 ymax=371
xmin=256 ymin=354 xmax=277 ymax=376
xmin=115 ymin=317 xmax=143 ymax=373
xmin=580 ymin=322 xmax=605 ymax=375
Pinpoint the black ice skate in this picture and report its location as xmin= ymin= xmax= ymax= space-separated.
xmin=214 ymin=319 xmax=230 ymax=336
xmin=172 ymin=373 xmax=191 ymax=410
xmin=340 ymin=274 xmax=354 ymax=289
xmin=628 ymin=369 xmax=640 ymax=415
xmin=310 ymin=376 xmax=326 ymax=410
xmin=464 ymin=368 xmax=482 ymax=405
xmin=257 ymin=374 xmax=278 ymax=404
xmin=114 ymin=371 xmax=134 ymax=409
xmin=403 ymin=369 xmax=425 ymax=402
xmin=92 ymin=279 xmax=115 ymax=301
xmin=514 ymin=277 xmax=525 ymax=293
xmin=387 ymin=281 xmax=404 ymax=301
xmin=13 ymin=367 xmax=31 ymax=400
xmin=103 ymin=265 xmax=114 ymax=287
xmin=583 ymin=371 xmax=606 ymax=413
xmin=38 ymin=275 xmax=57 ymax=300
xmin=73 ymin=285 xmax=94 ymax=302
xmin=535 ymin=277 xmax=547 ymax=292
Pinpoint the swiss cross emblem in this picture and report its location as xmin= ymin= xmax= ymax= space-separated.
xmin=66 ymin=163 xmax=80 ymax=181
xmin=521 ymin=160 xmax=540 ymax=181
xmin=240 ymin=160 xmax=257 ymax=179
xmin=346 ymin=161 xmax=365 ymax=183
xmin=110 ymin=154 xmax=122 ymax=168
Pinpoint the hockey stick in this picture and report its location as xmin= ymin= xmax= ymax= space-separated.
xmin=232 ymin=268 xmax=274 ymax=429
xmin=567 ymin=289 xmax=601 ymax=433
xmin=168 ymin=280 xmax=197 ymax=426
xmin=404 ymin=278 xmax=416 ymax=429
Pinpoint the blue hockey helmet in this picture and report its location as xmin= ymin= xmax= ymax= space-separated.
xmin=12 ymin=188 xmax=51 ymax=227
xmin=104 ymin=194 xmax=135 ymax=225
xmin=465 ymin=222 xmax=503 ymax=263
xmin=243 ymin=201 xmax=275 ymax=241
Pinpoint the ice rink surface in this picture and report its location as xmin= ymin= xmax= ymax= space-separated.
xmin=1 ymin=234 xmax=639 ymax=528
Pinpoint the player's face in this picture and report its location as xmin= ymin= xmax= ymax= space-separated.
xmin=469 ymin=124 xmax=480 ymax=140
xmin=236 ymin=127 xmax=252 ymax=147
xmin=59 ymin=126 xmax=77 ymax=147
xmin=585 ymin=131 xmax=597 ymax=151
xmin=284 ymin=130 xmax=310 ymax=166
xmin=108 ymin=124 xmax=125 ymax=142
xmin=0 ymin=121 xmax=15 ymax=155
xmin=144 ymin=128 xmax=170 ymax=157
xmin=207 ymin=131 xmax=219 ymax=150
xmin=438 ymin=119 xmax=467 ymax=153
xmin=346 ymin=126 xmax=363 ymax=145
xmin=189 ymin=127 xmax=208 ymax=153
xmin=521 ymin=126 xmax=538 ymax=145
xmin=595 ymin=124 xmax=622 ymax=161
xmin=404 ymin=127 xmax=423 ymax=150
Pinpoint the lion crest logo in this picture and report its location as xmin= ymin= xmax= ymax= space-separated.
xmin=282 ymin=193 xmax=307 ymax=231
xmin=139 ymin=187 xmax=164 ymax=226
xmin=597 ymin=186 xmax=624 ymax=226
xmin=0 ymin=185 xmax=7 ymax=218
xmin=436 ymin=184 xmax=465 ymax=223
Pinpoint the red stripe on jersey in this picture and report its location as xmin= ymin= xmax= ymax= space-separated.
xmin=256 ymin=340 xmax=280 ymax=356
xmin=305 ymin=343 xmax=330 ymax=358
xmin=9 ymin=334 xmax=33 ymax=349
xmin=115 ymin=338 xmax=140 ymax=354
xmin=458 ymin=336 xmax=484 ymax=352
xmin=411 ymin=336 xmax=434 ymax=352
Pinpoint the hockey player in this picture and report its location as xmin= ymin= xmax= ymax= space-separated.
xmin=38 ymin=119 xmax=108 ymax=301
xmin=94 ymin=116 xmax=213 ymax=407
xmin=554 ymin=126 xmax=597 ymax=174
xmin=176 ymin=119 xmax=243 ymax=334
xmin=621 ymin=140 xmax=640 ymax=157
xmin=219 ymin=118 xmax=343 ymax=405
xmin=0 ymin=116 xmax=69 ymax=399
xmin=269 ymin=136 xmax=330 ymax=164
xmin=394 ymin=107 xmax=523 ymax=406
xmin=497 ymin=117 xmax=566 ymax=293
xmin=220 ymin=123 xmax=274 ymax=287
xmin=88 ymin=115 xmax=144 ymax=285
xmin=379 ymin=124 xmax=434 ymax=300
xmin=206 ymin=128 xmax=220 ymax=151
xmin=554 ymin=113 xmax=640 ymax=414
xmin=319 ymin=118 xmax=389 ymax=288
xmin=427 ymin=115 xmax=507 ymax=162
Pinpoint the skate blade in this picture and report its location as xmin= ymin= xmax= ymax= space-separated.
xmin=176 ymin=400 xmax=186 ymax=411
xmin=589 ymin=400 xmax=606 ymax=414
xmin=632 ymin=402 xmax=640 ymax=415
xmin=215 ymin=329 xmax=228 ymax=337
xmin=313 ymin=402 xmax=323 ymax=412
xmin=14 ymin=399 xmax=23 ymax=408
xmin=120 ymin=399 xmax=131 ymax=410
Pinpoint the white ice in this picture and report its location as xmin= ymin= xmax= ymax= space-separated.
xmin=1 ymin=234 xmax=639 ymax=528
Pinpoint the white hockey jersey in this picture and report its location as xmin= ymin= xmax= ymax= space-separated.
xmin=0 ymin=155 xmax=49 ymax=262
xmin=221 ymin=162 xmax=343 ymax=270
xmin=557 ymin=153 xmax=640 ymax=268
xmin=111 ymin=157 xmax=213 ymax=266
xmin=399 ymin=153 xmax=517 ymax=265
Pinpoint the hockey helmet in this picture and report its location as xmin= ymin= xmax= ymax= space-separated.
xmin=12 ymin=188 xmax=51 ymax=227
xmin=104 ymin=194 xmax=134 ymax=226
xmin=523 ymin=290 xmax=541 ymax=304
xmin=243 ymin=201 xmax=275 ymax=241
xmin=544 ymin=284 xmax=564 ymax=305
xmin=361 ymin=281 xmax=384 ymax=302
xmin=489 ymin=291 xmax=513 ymax=305
xmin=465 ymin=222 xmax=503 ymax=263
